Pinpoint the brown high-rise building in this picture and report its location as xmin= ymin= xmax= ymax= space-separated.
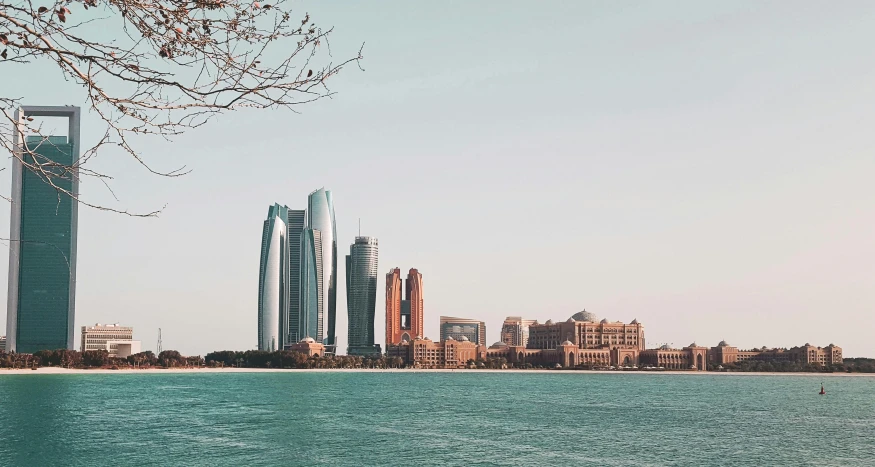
xmin=386 ymin=268 xmax=424 ymax=349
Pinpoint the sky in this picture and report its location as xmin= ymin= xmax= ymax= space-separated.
xmin=2 ymin=1 xmax=874 ymax=357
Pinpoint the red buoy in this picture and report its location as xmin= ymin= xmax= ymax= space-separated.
xmin=819 ymin=384 xmax=825 ymax=395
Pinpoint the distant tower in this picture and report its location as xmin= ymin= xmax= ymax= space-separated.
xmin=157 ymin=328 xmax=163 ymax=354
xmin=385 ymin=268 xmax=423 ymax=349
xmin=6 ymin=106 xmax=80 ymax=353
xmin=346 ymin=236 xmax=380 ymax=356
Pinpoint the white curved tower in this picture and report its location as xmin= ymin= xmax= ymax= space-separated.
xmin=306 ymin=188 xmax=337 ymax=353
xmin=258 ymin=204 xmax=289 ymax=351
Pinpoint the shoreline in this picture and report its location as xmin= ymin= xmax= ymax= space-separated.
xmin=1 ymin=367 xmax=873 ymax=376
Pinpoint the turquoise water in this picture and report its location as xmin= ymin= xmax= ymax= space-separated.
xmin=0 ymin=372 xmax=873 ymax=466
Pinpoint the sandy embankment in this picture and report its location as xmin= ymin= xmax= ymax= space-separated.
xmin=1 ymin=367 xmax=873 ymax=376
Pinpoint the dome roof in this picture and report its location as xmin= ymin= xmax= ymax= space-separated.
xmin=630 ymin=319 xmax=639 ymax=324
xmin=459 ymin=336 xmax=469 ymax=342
xmin=600 ymin=318 xmax=609 ymax=324
xmin=659 ymin=344 xmax=672 ymax=350
xmin=570 ymin=310 xmax=598 ymax=323
xmin=718 ymin=340 xmax=729 ymax=347
xmin=688 ymin=342 xmax=698 ymax=348
xmin=561 ymin=340 xmax=574 ymax=346
xmin=300 ymin=337 xmax=316 ymax=344
xmin=566 ymin=318 xmax=576 ymax=323
xmin=545 ymin=319 xmax=554 ymax=325
xmin=490 ymin=341 xmax=508 ymax=348
xmin=446 ymin=336 xmax=454 ymax=341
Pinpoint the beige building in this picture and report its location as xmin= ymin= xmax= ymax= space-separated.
xmin=286 ymin=337 xmax=326 ymax=357
xmin=482 ymin=313 xmax=646 ymax=368
xmin=639 ymin=343 xmax=709 ymax=370
xmin=710 ymin=341 xmax=842 ymax=366
xmin=387 ymin=336 xmax=482 ymax=369
xmin=527 ymin=316 xmax=645 ymax=352
xmin=81 ymin=324 xmax=140 ymax=357
xmin=500 ymin=317 xmax=538 ymax=347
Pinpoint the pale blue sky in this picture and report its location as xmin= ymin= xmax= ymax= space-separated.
xmin=2 ymin=1 xmax=874 ymax=356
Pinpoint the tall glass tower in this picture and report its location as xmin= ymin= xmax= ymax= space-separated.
xmin=6 ymin=106 xmax=80 ymax=353
xmin=306 ymin=188 xmax=337 ymax=354
xmin=285 ymin=209 xmax=306 ymax=343
xmin=346 ymin=237 xmax=380 ymax=356
xmin=258 ymin=204 xmax=289 ymax=351
xmin=299 ymin=227 xmax=323 ymax=343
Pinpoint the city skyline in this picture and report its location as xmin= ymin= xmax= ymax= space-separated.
xmin=1 ymin=3 xmax=872 ymax=357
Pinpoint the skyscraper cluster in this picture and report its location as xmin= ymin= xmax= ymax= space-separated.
xmin=258 ymin=188 xmax=337 ymax=353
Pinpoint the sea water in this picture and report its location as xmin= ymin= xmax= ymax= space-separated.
xmin=0 ymin=372 xmax=873 ymax=466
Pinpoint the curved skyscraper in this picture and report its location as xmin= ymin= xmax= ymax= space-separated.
xmin=306 ymin=188 xmax=337 ymax=353
xmin=346 ymin=237 xmax=380 ymax=356
xmin=258 ymin=204 xmax=289 ymax=351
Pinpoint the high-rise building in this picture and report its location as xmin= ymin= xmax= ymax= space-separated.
xmin=257 ymin=204 xmax=290 ymax=351
xmin=386 ymin=268 xmax=423 ymax=349
xmin=440 ymin=316 xmax=486 ymax=345
xmin=6 ymin=106 xmax=80 ymax=353
xmin=299 ymin=227 xmax=323 ymax=343
xmin=81 ymin=323 xmax=141 ymax=357
xmin=285 ymin=209 xmax=306 ymax=343
xmin=346 ymin=237 xmax=380 ymax=356
xmin=306 ymin=188 xmax=337 ymax=354
xmin=500 ymin=316 xmax=538 ymax=347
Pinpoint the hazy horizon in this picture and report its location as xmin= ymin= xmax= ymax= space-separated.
xmin=2 ymin=1 xmax=874 ymax=357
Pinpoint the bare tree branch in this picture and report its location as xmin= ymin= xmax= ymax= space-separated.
xmin=0 ymin=0 xmax=362 ymax=216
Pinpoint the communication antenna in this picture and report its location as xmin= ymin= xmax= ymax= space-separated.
xmin=358 ymin=218 xmax=361 ymax=236
xmin=157 ymin=328 xmax=163 ymax=354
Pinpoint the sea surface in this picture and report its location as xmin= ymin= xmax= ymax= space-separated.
xmin=0 ymin=372 xmax=873 ymax=466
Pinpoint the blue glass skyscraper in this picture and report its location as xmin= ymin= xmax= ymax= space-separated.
xmin=6 ymin=106 xmax=80 ymax=353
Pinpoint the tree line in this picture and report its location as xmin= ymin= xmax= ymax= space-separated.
xmin=714 ymin=359 xmax=875 ymax=373
xmin=2 ymin=348 xmax=873 ymax=372
xmin=0 ymin=349 xmax=199 ymax=369
xmin=203 ymin=350 xmax=405 ymax=369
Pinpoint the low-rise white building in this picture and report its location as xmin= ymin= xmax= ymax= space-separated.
xmin=81 ymin=324 xmax=140 ymax=357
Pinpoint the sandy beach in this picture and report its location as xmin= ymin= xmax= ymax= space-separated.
xmin=1 ymin=367 xmax=873 ymax=376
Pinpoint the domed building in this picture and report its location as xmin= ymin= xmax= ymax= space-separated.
xmin=524 ymin=314 xmax=646 ymax=368
xmin=570 ymin=310 xmax=598 ymax=323
xmin=286 ymin=336 xmax=325 ymax=357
